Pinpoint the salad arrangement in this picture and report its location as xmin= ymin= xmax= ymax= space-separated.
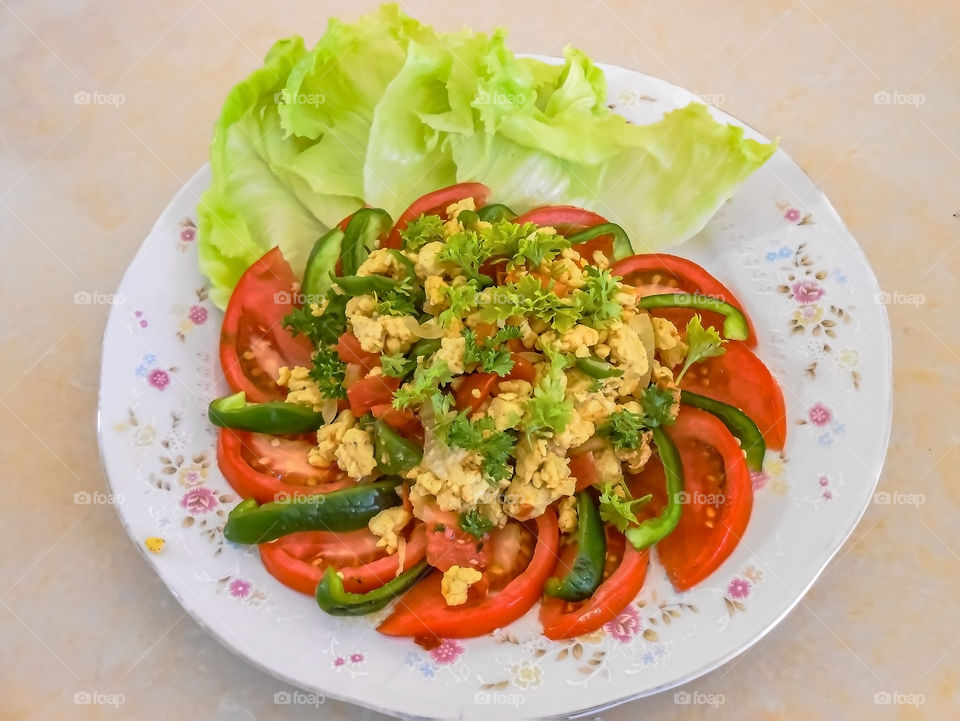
xmin=209 ymin=182 xmax=786 ymax=639
xmin=200 ymin=5 xmax=787 ymax=641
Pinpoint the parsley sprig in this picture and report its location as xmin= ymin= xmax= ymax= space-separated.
xmin=308 ymin=347 xmax=347 ymax=400
xmin=598 ymin=483 xmax=653 ymax=533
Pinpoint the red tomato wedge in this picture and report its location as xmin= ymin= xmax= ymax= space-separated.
xmin=378 ymin=509 xmax=559 ymax=638
xmin=219 ymin=247 xmax=316 ymax=402
xmin=629 ymin=408 xmax=753 ymax=591
xmin=569 ymin=451 xmax=598 ymax=491
xmin=540 ymin=537 xmax=649 ymax=640
xmin=385 ymin=182 xmax=491 ymax=249
xmin=505 ymin=353 xmax=537 ymax=383
xmin=347 ymin=375 xmax=402 ymax=418
xmin=217 ymin=429 xmax=352 ymax=504
xmin=513 ymin=205 xmax=613 ymax=259
xmin=370 ymin=403 xmax=421 ymax=435
xmin=260 ymin=524 xmax=427 ymax=595
xmin=335 ymin=332 xmax=380 ymax=373
xmin=454 ymin=372 xmax=499 ymax=415
xmin=612 ymin=253 xmax=758 ymax=347
xmin=679 ymin=340 xmax=787 ymax=450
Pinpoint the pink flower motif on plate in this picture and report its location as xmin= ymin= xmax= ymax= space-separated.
xmin=807 ymin=402 xmax=832 ymax=426
xmin=727 ymin=577 xmax=751 ymax=600
xmin=751 ymin=470 xmax=768 ymax=491
xmin=148 ymin=369 xmax=170 ymax=389
xmin=784 ymin=208 xmax=802 ymax=223
xmin=791 ymin=280 xmax=824 ymax=304
xmin=188 ymin=305 xmax=208 ymax=325
xmin=428 ymin=639 xmax=464 ymax=665
xmin=349 ymin=653 xmax=364 ymax=665
xmin=180 ymin=227 xmax=195 ymax=242
xmin=228 ymin=578 xmax=252 ymax=598
xmin=604 ymin=605 xmax=641 ymax=642
xmin=333 ymin=656 xmax=346 ymax=668
xmin=180 ymin=486 xmax=218 ymax=515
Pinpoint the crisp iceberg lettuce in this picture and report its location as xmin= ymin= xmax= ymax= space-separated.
xmin=198 ymin=4 xmax=776 ymax=308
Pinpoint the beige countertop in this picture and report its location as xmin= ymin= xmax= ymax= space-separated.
xmin=1 ymin=0 xmax=958 ymax=719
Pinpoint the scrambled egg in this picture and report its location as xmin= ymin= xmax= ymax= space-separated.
xmin=440 ymin=565 xmax=483 ymax=606
xmin=357 ymin=248 xmax=408 ymax=279
xmin=557 ymin=496 xmax=578 ymax=534
xmin=407 ymin=456 xmax=491 ymax=514
xmin=651 ymin=317 xmax=688 ymax=368
xmin=485 ymin=380 xmax=532 ymax=431
xmin=335 ymin=427 xmax=376 ymax=478
xmin=434 ymin=336 xmax=467 ymax=374
xmin=368 ymin=507 xmax=411 ymax=554
xmin=309 ymin=410 xmax=355 ymax=467
xmin=277 ymin=365 xmax=325 ymax=411
xmin=504 ymin=436 xmax=575 ymax=520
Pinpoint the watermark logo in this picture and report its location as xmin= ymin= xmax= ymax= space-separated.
xmin=873 ymin=90 xmax=924 ymax=107
xmin=674 ymin=90 xmax=726 ymax=107
xmin=873 ymin=490 xmax=925 ymax=507
xmin=74 ymin=491 xmax=125 ymax=506
xmin=676 ymin=491 xmax=725 ymax=506
xmin=475 ymin=90 xmax=527 ymax=108
xmin=74 ymin=291 xmax=125 ymax=305
xmin=73 ymin=691 xmax=125 ymax=708
xmin=473 ymin=691 xmax=525 ymax=708
xmin=273 ymin=290 xmax=324 ymax=306
xmin=74 ymin=91 xmax=125 ymax=108
xmin=873 ymin=691 xmax=925 ymax=707
xmin=273 ymin=90 xmax=325 ymax=107
xmin=673 ymin=690 xmax=725 ymax=707
xmin=273 ymin=690 xmax=326 ymax=707
xmin=874 ymin=290 xmax=925 ymax=307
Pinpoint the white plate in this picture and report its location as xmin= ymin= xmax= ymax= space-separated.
xmin=98 ymin=59 xmax=892 ymax=720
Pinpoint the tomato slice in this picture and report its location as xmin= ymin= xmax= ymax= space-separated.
xmin=454 ymin=372 xmax=499 ymax=415
xmin=217 ymin=429 xmax=352 ymax=504
xmin=679 ymin=340 xmax=787 ymax=450
xmin=612 ymin=253 xmax=758 ymax=347
xmin=512 ymin=205 xmax=612 ymax=258
xmin=629 ymin=407 xmax=752 ymax=591
xmin=370 ymin=403 xmax=421 ymax=435
xmin=347 ymin=375 xmax=402 ymax=418
xmin=540 ymin=538 xmax=649 ymax=640
xmin=219 ymin=247 xmax=316 ymax=402
xmin=336 ymin=332 xmax=380 ymax=373
xmin=568 ymin=451 xmax=598 ymax=491
xmin=378 ymin=510 xmax=559 ymax=638
xmin=505 ymin=353 xmax=537 ymax=383
xmin=385 ymin=182 xmax=491 ymax=249
xmin=260 ymin=524 xmax=427 ymax=595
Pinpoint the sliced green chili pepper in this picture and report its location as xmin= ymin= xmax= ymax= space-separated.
xmin=637 ymin=293 xmax=750 ymax=341
xmin=224 ymin=480 xmax=401 ymax=545
xmin=341 ymin=208 xmax=393 ymax=276
xmin=575 ymin=355 xmax=624 ymax=379
xmin=315 ymin=560 xmax=430 ymax=616
xmin=476 ymin=203 xmax=517 ymax=223
xmin=373 ymin=420 xmax=423 ymax=475
xmin=332 ymin=274 xmax=401 ymax=295
xmin=456 ymin=209 xmax=479 ymax=228
xmin=302 ymin=227 xmax=345 ymax=299
xmin=544 ymin=493 xmax=606 ymax=601
xmin=208 ymin=391 xmax=326 ymax=434
xmin=387 ymin=248 xmax=416 ymax=278
xmin=625 ymin=427 xmax=684 ymax=550
xmin=681 ymin=390 xmax=765 ymax=471
xmin=566 ymin=222 xmax=633 ymax=260
xmin=410 ymin=338 xmax=442 ymax=359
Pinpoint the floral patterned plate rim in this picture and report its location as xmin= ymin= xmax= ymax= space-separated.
xmin=97 ymin=58 xmax=892 ymax=721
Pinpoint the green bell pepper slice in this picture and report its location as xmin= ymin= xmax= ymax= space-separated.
xmin=625 ymin=427 xmax=684 ymax=550
xmin=315 ymin=560 xmax=430 ymax=616
xmin=681 ymin=390 xmax=766 ymax=471
xmin=208 ymin=392 xmax=326 ymax=434
xmin=476 ymin=203 xmax=517 ymax=223
xmin=544 ymin=493 xmax=606 ymax=601
xmin=302 ymin=227 xmax=345 ymax=300
xmin=373 ymin=420 xmax=423 ymax=475
xmin=224 ymin=479 xmax=401 ymax=545
xmin=341 ymin=208 xmax=393 ymax=277
xmin=637 ymin=293 xmax=750 ymax=341
xmin=574 ymin=355 xmax=624 ymax=379
xmin=566 ymin=222 xmax=633 ymax=260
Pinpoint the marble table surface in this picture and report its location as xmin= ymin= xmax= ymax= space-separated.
xmin=1 ymin=0 xmax=957 ymax=719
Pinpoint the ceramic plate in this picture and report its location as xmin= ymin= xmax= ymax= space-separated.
xmin=98 ymin=58 xmax=892 ymax=720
